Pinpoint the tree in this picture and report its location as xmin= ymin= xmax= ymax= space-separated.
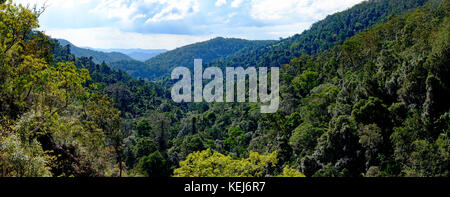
xmin=136 ymin=119 xmax=152 ymax=138
xmin=174 ymin=149 xmax=280 ymax=177
xmin=134 ymin=137 xmax=157 ymax=159
xmin=84 ymin=93 xmax=124 ymax=176
xmin=173 ymin=149 xmax=305 ymax=177
xmin=351 ymin=97 xmax=390 ymax=127
xmin=292 ymin=70 xmax=319 ymax=96
xmin=289 ymin=123 xmax=324 ymax=156
xmin=180 ymin=134 xmax=206 ymax=158
xmin=224 ymin=127 xmax=248 ymax=157
xmin=357 ymin=124 xmax=384 ymax=169
xmin=137 ymin=151 xmax=168 ymax=177
xmin=277 ymin=165 xmax=306 ymax=177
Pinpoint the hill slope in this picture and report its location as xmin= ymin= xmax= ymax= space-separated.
xmin=109 ymin=60 xmax=153 ymax=79
xmin=141 ymin=37 xmax=276 ymax=80
xmin=275 ymin=0 xmax=450 ymax=177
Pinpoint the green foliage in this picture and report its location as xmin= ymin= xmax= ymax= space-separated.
xmin=289 ymin=123 xmax=324 ymax=156
xmin=109 ymin=60 xmax=153 ymax=79
xmin=292 ymin=70 xmax=319 ymax=96
xmin=351 ymin=97 xmax=390 ymax=126
xmin=174 ymin=149 xmax=285 ymax=177
xmin=0 ymin=1 xmax=120 ymax=177
xmin=137 ymin=151 xmax=168 ymax=177
xmin=180 ymin=134 xmax=206 ymax=156
xmin=224 ymin=127 xmax=248 ymax=157
xmin=134 ymin=137 xmax=157 ymax=159
xmin=277 ymin=165 xmax=306 ymax=177
xmin=0 ymin=123 xmax=51 ymax=177
xmin=136 ymin=119 xmax=153 ymax=138
xmin=312 ymin=164 xmax=345 ymax=177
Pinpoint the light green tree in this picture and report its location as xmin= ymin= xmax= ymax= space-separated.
xmin=174 ymin=149 xmax=305 ymax=177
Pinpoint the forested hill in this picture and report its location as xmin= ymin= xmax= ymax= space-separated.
xmin=205 ymin=0 xmax=430 ymax=69
xmin=57 ymin=39 xmax=134 ymax=64
xmin=141 ymin=37 xmax=276 ymax=80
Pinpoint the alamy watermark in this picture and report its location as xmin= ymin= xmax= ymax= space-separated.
xmin=171 ymin=59 xmax=279 ymax=113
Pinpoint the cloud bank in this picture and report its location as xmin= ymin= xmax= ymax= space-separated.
xmin=15 ymin=0 xmax=365 ymax=49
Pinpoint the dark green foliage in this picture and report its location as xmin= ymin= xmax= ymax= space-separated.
xmin=292 ymin=70 xmax=319 ymax=97
xmin=289 ymin=123 xmax=324 ymax=156
xmin=137 ymin=119 xmax=153 ymax=138
xmin=224 ymin=127 xmax=249 ymax=157
xmin=135 ymin=137 xmax=158 ymax=159
xmin=137 ymin=151 xmax=168 ymax=177
xmin=351 ymin=97 xmax=390 ymax=127
xmin=180 ymin=134 xmax=206 ymax=156
xmin=290 ymin=0 xmax=430 ymax=55
xmin=109 ymin=60 xmax=153 ymax=80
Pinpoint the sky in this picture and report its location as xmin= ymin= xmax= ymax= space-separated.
xmin=15 ymin=0 xmax=365 ymax=50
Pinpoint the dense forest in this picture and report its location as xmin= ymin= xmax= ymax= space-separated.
xmin=0 ymin=0 xmax=449 ymax=177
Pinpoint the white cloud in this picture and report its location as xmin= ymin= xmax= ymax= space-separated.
xmin=45 ymin=27 xmax=215 ymax=50
xmin=250 ymin=0 xmax=365 ymax=22
xmin=215 ymin=0 xmax=227 ymax=7
xmin=145 ymin=0 xmax=200 ymax=23
xmin=90 ymin=0 xmax=138 ymax=24
xmin=90 ymin=0 xmax=199 ymax=24
xmin=230 ymin=0 xmax=243 ymax=8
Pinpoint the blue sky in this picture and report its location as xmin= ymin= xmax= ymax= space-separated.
xmin=15 ymin=0 xmax=365 ymax=50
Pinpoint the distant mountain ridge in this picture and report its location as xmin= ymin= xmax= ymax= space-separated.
xmin=84 ymin=48 xmax=168 ymax=62
xmin=56 ymin=39 xmax=134 ymax=64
